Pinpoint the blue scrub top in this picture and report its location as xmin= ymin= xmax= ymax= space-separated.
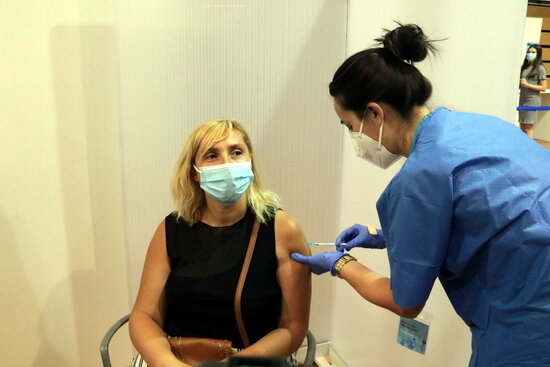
xmin=377 ymin=107 xmax=550 ymax=366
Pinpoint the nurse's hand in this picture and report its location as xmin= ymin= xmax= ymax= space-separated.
xmin=335 ymin=224 xmax=385 ymax=251
xmin=290 ymin=251 xmax=347 ymax=276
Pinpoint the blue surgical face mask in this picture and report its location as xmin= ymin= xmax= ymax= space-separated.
xmin=526 ymin=53 xmax=536 ymax=62
xmin=194 ymin=161 xmax=254 ymax=205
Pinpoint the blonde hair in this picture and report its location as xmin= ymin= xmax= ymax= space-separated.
xmin=170 ymin=119 xmax=281 ymax=225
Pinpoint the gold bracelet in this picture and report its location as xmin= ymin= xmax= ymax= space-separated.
xmin=334 ymin=255 xmax=357 ymax=278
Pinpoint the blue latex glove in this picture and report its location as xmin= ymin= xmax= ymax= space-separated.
xmin=290 ymin=251 xmax=348 ymax=276
xmin=335 ymin=224 xmax=385 ymax=252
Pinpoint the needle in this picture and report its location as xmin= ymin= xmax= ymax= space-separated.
xmin=306 ymin=242 xmax=344 ymax=246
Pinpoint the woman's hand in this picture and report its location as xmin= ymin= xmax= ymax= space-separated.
xmin=152 ymin=354 xmax=192 ymax=367
xmin=520 ymin=78 xmax=529 ymax=87
xmin=520 ymin=77 xmax=547 ymax=92
xmin=172 ymin=361 xmax=192 ymax=367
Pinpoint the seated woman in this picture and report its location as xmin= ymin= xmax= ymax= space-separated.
xmin=129 ymin=119 xmax=311 ymax=367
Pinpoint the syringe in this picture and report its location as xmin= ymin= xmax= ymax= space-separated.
xmin=306 ymin=242 xmax=345 ymax=246
xmin=306 ymin=225 xmax=377 ymax=247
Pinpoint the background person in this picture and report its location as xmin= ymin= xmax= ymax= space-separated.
xmin=130 ymin=119 xmax=311 ymax=367
xmin=291 ymin=24 xmax=550 ymax=366
xmin=519 ymin=44 xmax=547 ymax=138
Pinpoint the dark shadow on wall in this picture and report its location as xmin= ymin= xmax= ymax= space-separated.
xmin=49 ymin=24 xmax=132 ymax=367
xmin=33 ymin=272 xmax=91 ymax=367
xmin=33 ymin=270 xmax=131 ymax=367
xmin=0 ymin=211 xmax=45 ymax=366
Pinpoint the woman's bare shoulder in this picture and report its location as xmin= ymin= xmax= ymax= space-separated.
xmin=274 ymin=210 xmax=308 ymax=254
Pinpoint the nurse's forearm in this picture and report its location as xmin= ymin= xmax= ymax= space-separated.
xmin=338 ymin=260 xmax=423 ymax=318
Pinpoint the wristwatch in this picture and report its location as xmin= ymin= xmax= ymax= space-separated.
xmin=334 ymin=254 xmax=357 ymax=278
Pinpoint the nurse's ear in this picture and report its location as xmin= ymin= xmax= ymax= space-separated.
xmin=365 ymin=102 xmax=385 ymax=128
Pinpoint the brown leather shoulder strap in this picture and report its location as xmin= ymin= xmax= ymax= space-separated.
xmin=234 ymin=220 xmax=260 ymax=347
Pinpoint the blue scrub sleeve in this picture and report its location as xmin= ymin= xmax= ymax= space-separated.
xmin=379 ymin=182 xmax=453 ymax=308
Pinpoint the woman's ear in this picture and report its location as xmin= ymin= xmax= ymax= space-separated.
xmin=192 ymin=165 xmax=200 ymax=182
xmin=366 ymin=102 xmax=385 ymax=128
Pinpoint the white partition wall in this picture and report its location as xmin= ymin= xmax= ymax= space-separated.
xmin=332 ymin=1 xmax=527 ymax=366
xmin=114 ymin=0 xmax=347 ymax=342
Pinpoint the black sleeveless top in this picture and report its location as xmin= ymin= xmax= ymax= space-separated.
xmin=163 ymin=208 xmax=282 ymax=349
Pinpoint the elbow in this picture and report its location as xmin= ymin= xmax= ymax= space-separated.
xmin=399 ymin=308 xmax=421 ymax=319
xmin=292 ymin=323 xmax=309 ymax=350
xmin=128 ymin=312 xmax=142 ymax=341
xmin=129 ymin=310 xmax=144 ymax=330
xmin=283 ymin=321 xmax=309 ymax=354
xmin=395 ymin=304 xmax=424 ymax=319
xmin=129 ymin=310 xmax=163 ymax=339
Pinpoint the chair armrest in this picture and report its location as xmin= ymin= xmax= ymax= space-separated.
xmin=302 ymin=330 xmax=316 ymax=367
xmin=100 ymin=314 xmax=130 ymax=367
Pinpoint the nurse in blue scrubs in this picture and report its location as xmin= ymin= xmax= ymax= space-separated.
xmin=291 ymin=23 xmax=550 ymax=366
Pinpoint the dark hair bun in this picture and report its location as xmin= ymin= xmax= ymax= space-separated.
xmin=376 ymin=23 xmax=433 ymax=63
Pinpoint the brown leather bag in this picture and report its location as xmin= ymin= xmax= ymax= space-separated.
xmin=168 ymin=220 xmax=260 ymax=364
xmin=168 ymin=337 xmax=233 ymax=365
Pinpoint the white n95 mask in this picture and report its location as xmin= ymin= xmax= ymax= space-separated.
xmin=349 ymin=120 xmax=401 ymax=169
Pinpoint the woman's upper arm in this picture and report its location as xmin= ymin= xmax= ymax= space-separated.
xmin=131 ymin=219 xmax=171 ymax=326
xmin=274 ymin=211 xmax=311 ymax=331
xmin=539 ymin=66 xmax=547 ymax=89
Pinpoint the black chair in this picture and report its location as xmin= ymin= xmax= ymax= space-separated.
xmin=100 ymin=314 xmax=316 ymax=367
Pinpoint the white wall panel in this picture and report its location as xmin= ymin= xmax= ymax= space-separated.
xmin=114 ymin=0 xmax=347 ymax=341
xmin=333 ymin=1 xmax=527 ymax=366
